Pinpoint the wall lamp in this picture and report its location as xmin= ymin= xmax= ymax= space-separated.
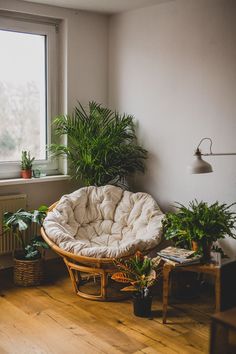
xmin=189 ymin=137 xmax=236 ymax=174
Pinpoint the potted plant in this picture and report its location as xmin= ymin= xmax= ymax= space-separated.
xmin=162 ymin=200 xmax=236 ymax=260
xmin=21 ymin=150 xmax=35 ymax=179
xmin=111 ymin=252 xmax=163 ymax=317
xmin=49 ymin=101 xmax=147 ymax=187
xmin=3 ymin=206 xmax=49 ymax=286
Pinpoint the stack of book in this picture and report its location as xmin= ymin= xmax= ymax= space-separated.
xmin=157 ymin=246 xmax=202 ymax=265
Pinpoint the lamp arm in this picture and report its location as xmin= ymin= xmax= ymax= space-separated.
xmin=202 ymin=152 xmax=236 ymax=156
xmin=196 ymin=137 xmax=236 ymax=156
xmin=196 ymin=137 xmax=213 ymax=154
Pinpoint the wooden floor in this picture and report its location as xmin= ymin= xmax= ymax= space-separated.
xmin=0 ymin=261 xmax=214 ymax=354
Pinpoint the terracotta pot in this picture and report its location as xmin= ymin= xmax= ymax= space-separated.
xmin=192 ymin=241 xmax=212 ymax=261
xmin=191 ymin=241 xmax=198 ymax=252
xmin=21 ymin=169 xmax=32 ymax=179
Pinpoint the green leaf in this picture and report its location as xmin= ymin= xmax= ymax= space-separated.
xmin=2 ymin=206 xmax=49 ymax=257
xmin=49 ymin=101 xmax=147 ymax=186
xmin=162 ymin=200 xmax=236 ymax=256
xmin=31 ymin=236 xmax=50 ymax=249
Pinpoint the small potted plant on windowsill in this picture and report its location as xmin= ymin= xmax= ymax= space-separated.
xmin=3 ymin=206 xmax=49 ymax=286
xmin=162 ymin=200 xmax=236 ymax=260
xmin=111 ymin=252 xmax=163 ymax=317
xmin=21 ymin=150 xmax=35 ymax=179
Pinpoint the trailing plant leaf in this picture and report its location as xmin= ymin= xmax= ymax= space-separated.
xmin=49 ymin=101 xmax=148 ymax=186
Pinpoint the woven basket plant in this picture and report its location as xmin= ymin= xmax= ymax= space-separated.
xmin=13 ymin=255 xmax=44 ymax=287
xmin=3 ymin=207 xmax=49 ymax=287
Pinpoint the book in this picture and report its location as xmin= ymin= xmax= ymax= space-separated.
xmin=159 ymin=254 xmax=202 ymax=265
xmin=157 ymin=246 xmax=195 ymax=259
xmin=157 ymin=246 xmax=202 ymax=265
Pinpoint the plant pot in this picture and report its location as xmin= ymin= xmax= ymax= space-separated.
xmin=21 ymin=169 xmax=32 ymax=179
xmin=14 ymin=252 xmax=44 ymax=286
xmin=192 ymin=241 xmax=212 ymax=261
xmin=133 ymin=294 xmax=152 ymax=317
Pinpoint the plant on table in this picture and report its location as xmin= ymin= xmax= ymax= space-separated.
xmin=49 ymin=101 xmax=147 ymax=187
xmin=21 ymin=150 xmax=35 ymax=179
xmin=162 ymin=200 xmax=236 ymax=259
xmin=3 ymin=206 xmax=49 ymax=286
xmin=111 ymin=251 xmax=163 ymax=317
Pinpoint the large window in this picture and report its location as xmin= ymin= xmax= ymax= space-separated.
xmin=0 ymin=14 xmax=59 ymax=179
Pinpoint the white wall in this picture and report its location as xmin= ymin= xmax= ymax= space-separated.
xmin=0 ymin=0 xmax=108 ymax=208
xmin=109 ymin=0 xmax=236 ymax=256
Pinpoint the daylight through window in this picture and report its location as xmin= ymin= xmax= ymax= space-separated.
xmin=0 ymin=29 xmax=47 ymax=162
xmin=0 ymin=15 xmax=59 ymax=179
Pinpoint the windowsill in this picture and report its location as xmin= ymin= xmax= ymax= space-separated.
xmin=0 ymin=175 xmax=70 ymax=186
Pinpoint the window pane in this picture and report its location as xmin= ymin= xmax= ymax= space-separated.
xmin=0 ymin=29 xmax=47 ymax=162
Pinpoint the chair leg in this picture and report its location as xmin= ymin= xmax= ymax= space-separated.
xmin=63 ymin=257 xmax=79 ymax=294
xmin=61 ymin=257 xmax=127 ymax=301
xmin=101 ymin=271 xmax=108 ymax=299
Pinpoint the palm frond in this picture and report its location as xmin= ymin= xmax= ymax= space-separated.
xmin=49 ymin=101 xmax=147 ymax=186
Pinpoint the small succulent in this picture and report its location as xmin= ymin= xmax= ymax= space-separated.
xmin=21 ymin=150 xmax=35 ymax=170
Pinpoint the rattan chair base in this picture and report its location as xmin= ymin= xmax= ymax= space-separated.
xmin=63 ymin=256 xmax=130 ymax=301
xmin=41 ymin=224 xmax=128 ymax=300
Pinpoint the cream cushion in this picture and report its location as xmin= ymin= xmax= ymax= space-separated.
xmin=43 ymin=185 xmax=164 ymax=258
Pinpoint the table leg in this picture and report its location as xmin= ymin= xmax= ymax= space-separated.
xmin=210 ymin=320 xmax=229 ymax=354
xmin=162 ymin=263 xmax=173 ymax=324
xmin=215 ymin=268 xmax=221 ymax=312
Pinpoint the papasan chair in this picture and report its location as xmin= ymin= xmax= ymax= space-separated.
xmin=42 ymin=185 xmax=164 ymax=301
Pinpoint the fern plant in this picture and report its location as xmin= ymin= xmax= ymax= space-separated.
xmin=49 ymin=101 xmax=147 ymax=186
xmin=162 ymin=200 xmax=236 ymax=256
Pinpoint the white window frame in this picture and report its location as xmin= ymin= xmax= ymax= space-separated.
xmin=0 ymin=14 xmax=60 ymax=179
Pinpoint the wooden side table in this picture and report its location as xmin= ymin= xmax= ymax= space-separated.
xmin=210 ymin=307 xmax=236 ymax=354
xmin=162 ymin=259 xmax=236 ymax=324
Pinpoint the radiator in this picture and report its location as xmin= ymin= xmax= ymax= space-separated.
xmin=0 ymin=194 xmax=30 ymax=254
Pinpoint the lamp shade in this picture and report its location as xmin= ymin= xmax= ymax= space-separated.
xmin=189 ymin=155 xmax=213 ymax=174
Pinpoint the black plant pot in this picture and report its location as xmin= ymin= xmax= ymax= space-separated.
xmin=133 ymin=294 xmax=152 ymax=317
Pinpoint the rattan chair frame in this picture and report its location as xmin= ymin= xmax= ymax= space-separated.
xmin=41 ymin=202 xmax=157 ymax=301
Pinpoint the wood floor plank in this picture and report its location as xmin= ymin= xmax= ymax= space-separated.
xmin=0 ymin=266 xmax=213 ymax=354
xmin=0 ymin=297 xmax=106 ymax=354
xmin=72 ymin=299 xmax=208 ymax=353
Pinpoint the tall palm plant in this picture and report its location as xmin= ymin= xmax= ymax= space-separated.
xmin=50 ymin=101 xmax=147 ymax=186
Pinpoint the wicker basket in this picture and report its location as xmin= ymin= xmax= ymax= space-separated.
xmin=13 ymin=256 xmax=44 ymax=287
